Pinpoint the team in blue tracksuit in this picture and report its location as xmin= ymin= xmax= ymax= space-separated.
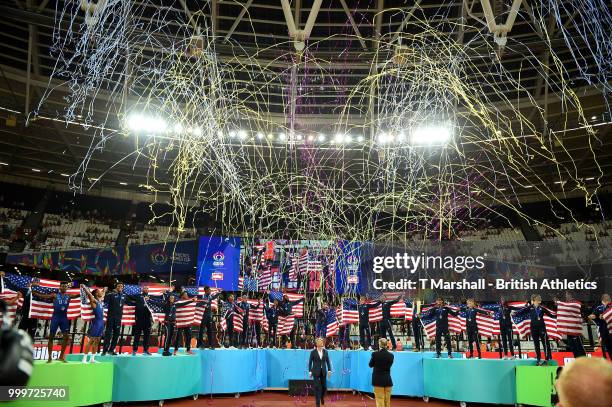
xmin=422 ymin=299 xmax=459 ymax=357
xmin=490 ymin=299 xmax=517 ymax=358
xmin=356 ymin=298 xmax=380 ymax=349
xmin=102 ymin=283 xmax=126 ymax=355
xmin=315 ymin=304 xmax=332 ymax=339
xmin=379 ymin=296 xmax=402 ymax=349
xmin=196 ymin=286 xmax=221 ymax=349
xmin=514 ymin=297 xmax=554 ymax=364
xmin=264 ymin=300 xmax=280 ymax=347
xmin=220 ymin=295 xmax=243 ymax=347
xmin=238 ymin=297 xmax=261 ymax=347
xmin=126 ymin=286 xmax=156 ymax=355
xmin=410 ymin=300 xmax=423 ymax=351
xmin=590 ymin=295 xmax=612 ymax=360
xmin=279 ymin=295 xmax=304 ymax=346
xmin=461 ymin=301 xmax=491 ymax=358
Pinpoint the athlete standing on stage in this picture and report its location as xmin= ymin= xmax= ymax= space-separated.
xmin=126 ymin=286 xmax=154 ymax=355
xmin=589 ymin=293 xmax=612 ymax=360
xmin=102 ymin=282 xmax=125 ymax=356
xmin=279 ymin=294 xmax=304 ymax=347
xmin=410 ymin=299 xmax=423 ymax=352
xmin=238 ymin=295 xmax=260 ymax=348
xmin=315 ymin=302 xmax=330 ymax=339
xmin=196 ymin=286 xmax=221 ymax=349
xmin=379 ymin=294 xmax=402 ymax=349
xmin=264 ymin=299 xmax=280 ymax=347
xmin=422 ymin=297 xmax=459 ymax=358
xmin=34 ymin=281 xmax=80 ymax=363
xmin=462 ymin=298 xmax=491 ymax=359
xmin=493 ymin=297 xmax=516 ymax=359
xmin=173 ymin=291 xmax=195 ymax=354
xmin=220 ymin=294 xmax=242 ymax=348
xmin=513 ymin=295 xmax=554 ymax=365
xmin=81 ymin=285 xmax=106 ymax=363
xmin=357 ymin=296 xmax=380 ymax=350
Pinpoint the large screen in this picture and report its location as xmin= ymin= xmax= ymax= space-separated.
xmin=196 ymin=236 xmax=241 ymax=290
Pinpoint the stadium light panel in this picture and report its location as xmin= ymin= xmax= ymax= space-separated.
xmin=411 ymin=125 xmax=452 ymax=145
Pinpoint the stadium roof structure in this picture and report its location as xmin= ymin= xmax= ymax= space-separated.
xmin=0 ymin=1 xmax=610 ymax=237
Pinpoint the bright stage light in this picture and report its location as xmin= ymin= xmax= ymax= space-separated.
xmin=333 ymin=134 xmax=343 ymax=143
xmin=229 ymin=130 xmax=237 ymax=138
xmin=345 ymin=135 xmax=352 ymax=143
xmin=357 ymin=135 xmax=364 ymax=142
xmin=193 ymin=126 xmax=203 ymax=136
xmin=256 ymin=132 xmax=264 ymax=139
xmin=279 ymin=133 xmax=286 ymax=141
xmin=317 ymin=134 xmax=326 ymax=142
xmin=238 ymin=130 xmax=247 ymax=139
xmin=173 ymin=123 xmax=183 ymax=133
xmin=307 ymin=135 xmax=314 ymax=142
xmin=411 ymin=125 xmax=452 ymax=145
xmin=397 ymin=132 xmax=406 ymax=142
xmin=127 ymin=114 xmax=167 ymax=133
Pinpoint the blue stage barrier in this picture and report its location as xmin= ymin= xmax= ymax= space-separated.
xmin=350 ymin=351 xmax=461 ymax=397
xmin=424 ymin=358 xmax=541 ymax=405
xmin=198 ymin=348 xmax=267 ymax=394
xmin=265 ymin=349 xmax=352 ymax=389
xmin=66 ymin=353 xmax=201 ymax=402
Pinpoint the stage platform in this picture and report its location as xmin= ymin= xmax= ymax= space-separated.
xmin=10 ymin=360 xmax=113 ymax=407
xmin=18 ymin=349 xmax=562 ymax=406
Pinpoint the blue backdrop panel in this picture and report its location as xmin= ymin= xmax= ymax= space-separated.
xmin=350 ymin=351 xmax=460 ymax=397
xmin=66 ymin=353 xmax=201 ymax=402
xmin=266 ymin=349 xmax=352 ymax=389
xmin=424 ymin=358 xmax=538 ymax=405
xmin=198 ymin=349 xmax=267 ymax=394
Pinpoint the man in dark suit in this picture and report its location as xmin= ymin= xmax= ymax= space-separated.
xmin=369 ymin=338 xmax=394 ymax=407
xmin=308 ymin=337 xmax=333 ymax=407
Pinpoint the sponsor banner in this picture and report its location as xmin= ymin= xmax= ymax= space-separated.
xmin=196 ymin=236 xmax=241 ymax=290
xmin=334 ymin=240 xmax=364 ymax=295
xmin=7 ymin=241 xmax=196 ymax=275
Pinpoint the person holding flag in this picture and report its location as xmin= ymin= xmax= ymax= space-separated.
xmin=196 ymin=285 xmax=221 ymax=349
xmin=149 ymin=293 xmax=192 ymax=356
xmin=489 ymin=297 xmax=518 ymax=359
xmin=219 ymin=294 xmax=243 ymax=348
xmin=126 ymin=285 xmax=156 ymax=356
xmin=588 ymin=293 xmax=612 ymax=360
xmin=555 ymin=292 xmax=586 ymax=358
xmin=0 ymin=273 xmax=39 ymax=339
xmin=264 ymin=298 xmax=280 ymax=347
xmin=461 ymin=298 xmax=492 ymax=359
xmin=238 ymin=295 xmax=260 ymax=348
xmin=379 ymin=294 xmax=402 ymax=350
xmin=279 ymin=293 xmax=304 ymax=347
xmin=422 ymin=297 xmax=459 ymax=358
xmin=512 ymin=294 xmax=555 ymax=365
xmin=33 ymin=281 xmax=80 ymax=363
xmin=80 ymin=285 xmax=106 ymax=363
xmin=315 ymin=302 xmax=331 ymax=339
xmin=102 ymin=282 xmax=126 ymax=356
xmin=357 ymin=296 xmax=380 ymax=350
xmin=410 ymin=299 xmax=423 ymax=352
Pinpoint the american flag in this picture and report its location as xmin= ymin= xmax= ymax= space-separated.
xmin=175 ymin=299 xmax=196 ymax=328
xmin=220 ymin=312 xmax=244 ymax=333
xmin=511 ymin=305 xmax=561 ymax=341
xmin=326 ymin=309 xmax=339 ymax=337
xmin=247 ymin=299 xmax=264 ymax=323
xmin=556 ymin=300 xmax=583 ymax=336
xmin=421 ymin=312 xmax=437 ymax=340
xmin=238 ymin=276 xmax=258 ymax=291
xmin=404 ymin=300 xmax=414 ymax=321
xmin=480 ymin=303 xmax=502 ymax=336
xmin=288 ymin=254 xmax=298 ymax=281
xmin=29 ymin=285 xmax=81 ymax=320
xmin=269 ymin=291 xmax=304 ymax=318
xmin=447 ymin=305 xmax=463 ymax=334
xmin=603 ymin=305 xmax=612 ymax=333
xmin=193 ymin=287 xmax=220 ymax=325
xmin=0 ymin=283 xmax=19 ymax=324
xmin=146 ymin=300 xmax=167 ymax=323
xmin=458 ymin=306 xmax=497 ymax=338
xmin=277 ymin=314 xmax=295 ymax=335
xmin=390 ymin=301 xmax=406 ymax=318
xmin=339 ymin=298 xmax=359 ymax=325
xmin=367 ymin=294 xmax=383 ymax=323
xmin=257 ymin=267 xmax=274 ymax=291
